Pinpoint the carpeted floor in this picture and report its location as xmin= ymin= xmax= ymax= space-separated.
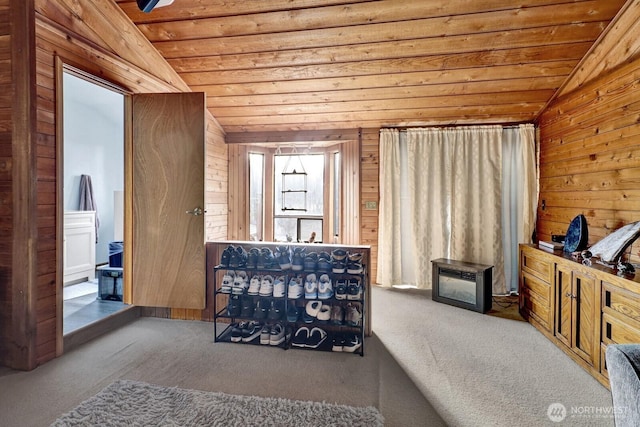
xmin=0 ymin=317 xmax=443 ymax=427
xmin=371 ymin=286 xmax=614 ymax=427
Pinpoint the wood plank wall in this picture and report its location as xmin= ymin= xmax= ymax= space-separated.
xmin=0 ymin=0 xmax=15 ymax=367
xmin=537 ymin=54 xmax=640 ymax=265
xmin=360 ymin=129 xmax=379 ymax=282
xmin=0 ymin=1 xmax=229 ymax=368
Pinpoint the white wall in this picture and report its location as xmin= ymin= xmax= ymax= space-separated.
xmin=63 ymin=73 xmax=124 ymax=265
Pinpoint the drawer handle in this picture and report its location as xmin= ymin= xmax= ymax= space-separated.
xmin=565 ymin=292 xmax=576 ymax=299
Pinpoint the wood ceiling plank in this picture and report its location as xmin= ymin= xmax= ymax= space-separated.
xmin=167 ymin=29 xmax=595 ymax=73
xmin=179 ymin=45 xmax=587 ymax=86
xmin=191 ymin=62 xmax=575 ymax=99
xmin=136 ymin=0 xmax=622 ymax=42
xmin=152 ymin=16 xmax=609 ymax=58
xmin=52 ymin=0 xmax=190 ymax=91
xmin=216 ymin=104 xmax=543 ymax=127
xmin=116 ymin=0 xmax=374 ymax=22
xmin=208 ymin=91 xmax=553 ymax=118
xmin=207 ymin=78 xmax=565 ymax=106
xmin=558 ymin=0 xmax=640 ymax=97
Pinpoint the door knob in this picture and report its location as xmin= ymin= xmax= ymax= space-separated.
xmin=186 ymin=207 xmax=205 ymax=216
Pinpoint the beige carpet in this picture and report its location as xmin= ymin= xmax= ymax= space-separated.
xmin=371 ymin=286 xmax=614 ymax=427
xmin=0 ymin=317 xmax=443 ymax=427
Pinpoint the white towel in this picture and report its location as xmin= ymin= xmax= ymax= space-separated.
xmin=79 ymin=174 xmax=99 ymax=242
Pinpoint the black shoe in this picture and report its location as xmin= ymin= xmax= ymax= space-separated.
xmin=231 ymin=321 xmax=247 ymax=342
xmin=343 ymin=334 xmax=362 ymax=353
xmin=268 ymin=299 xmax=285 ymax=320
xmin=242 ymin=321 xmax=263 ymax=343
xmin=253 ymin=298 xmax=268 ymax=320
xmin=306 ymin=327 xmax=327 ymax=349
xmin=247 ymin=248 xmax=260 ymax=269
xmin=292 ymin=327 xmax=309 ymax=347
xmin=257 ymin=247 xmax=275 ymax=269
xmin=227 ymin=295 xmax=241 ymax=317
xmin=303 ymin=252 xmax=318 ymax=271
xmin=287 ymin=303 xmax=300 ymax=322
xmin=220 ymin=245 xmax=234 ymax=267
xmin=229 ymin=246 xmax=247 ymax=268
xmin=240 ymin=296 xmax=254 ymax=318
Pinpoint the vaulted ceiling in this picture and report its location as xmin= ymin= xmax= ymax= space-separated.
xmin=115 ymin=0 xmax=628 ymax=134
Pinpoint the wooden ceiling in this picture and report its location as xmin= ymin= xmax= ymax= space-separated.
xmin=115 ymin=0 xmax=627 ymax=134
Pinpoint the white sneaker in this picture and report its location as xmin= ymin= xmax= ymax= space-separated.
xmin=220 ymin=270 xmax=235 ymax=293
xmin=259 ymin=275 xmax=274 ymax=297
xmin=247 ymin=275 xmax=262 ymax=295
xmin=288 ymin=276 xmax=303 ymax=299
xmin=273 ymin=276 xmax=286 ymax=298
xmin=317 ymin=304 xmax=331 ymax=323
xmin=304 ymin=273 xmax=317 ymax=299
xmin=318 ymin=274 xmax=333 ymax=300
xmin=232 ymin=271 xmax=248 ymax=294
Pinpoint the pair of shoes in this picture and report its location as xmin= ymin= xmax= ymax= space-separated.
xmin=259 ymin=275 xmax=274 ymax=297
xmin=220 ymin=245 xmax=235 ymax=267
xmin=291 ymin=326 xmax=327 ymax=349
xmin=347 ymin=278 xmax=362 ymax=300
xmin=345 ymin=302 xmax=362 ymax=326
xmin=241 ymin=321 xmax=263 ymax=343
xmin=220 ymin=270 xmax=236 ymax=294
xmin=303 ymin=301 xmax=330 ymax=323
xmin=267 ymin=323 xmax=291 ymax=346
xmin=335 ymin=279 xmax=347 ymax=300
xmin=267 ymin=299 xmax=285 ymax=320
xmin=332 ymin=333 xmax=362 ymax=353
xmin=227 ymin=294 xmax=241 ymax=317
xmin=246 ymin=248 xmax=260 ymax=269
xmin=287 ymin=275 xmax=304 ymax=299
xmin=318 ymin=274 xmax=333 ymax=299
xmin=330 ymin=304 xmax=343 ymax=325
xmin=232 ymin=271 xmax=249 ymax=295
xmin=303 ymin=252 xmax=318 ymax=271
xmin=247 ymin=274 xmax=262 ymax=295
xmin=257 ymin=247 xmax=276 ymax=269
xmin=275 ymin=245 xmax=291 ymax=270
xmin=253 ymin=298 xmax=269 ymax=320
xmin=291 ymin=247 xmax=306 ymax=271
xmin=316 ymin=252 xmax=332 ymax=272
xmin=240 ymin=296 xmax=254 ymax=317
xmin=229 ymin=246 xmax=248 ymax=269
xmin=273 ymin=276 xmax=286 ymax=298
xmin=287 ymin=303 xmax=301 ymax=322
xmin=304 ymin=273 xmax=317 ymax=299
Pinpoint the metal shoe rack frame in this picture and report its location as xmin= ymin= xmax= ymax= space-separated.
xmin=212 ymin=253 xmax=366 ymax=356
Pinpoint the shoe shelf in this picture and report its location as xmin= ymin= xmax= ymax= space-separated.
xmin=212 ymin=243 xmax=367 ymax=356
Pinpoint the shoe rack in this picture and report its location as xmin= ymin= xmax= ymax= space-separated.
xmin=211 ymin=241 xmax=369 ymax=356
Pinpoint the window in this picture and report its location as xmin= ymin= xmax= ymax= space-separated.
xmin=249 ymin=153 xmax=264 ymax=241
xmin=273 ymin=154 xmax=324 ymax=242
xmin=240 ymin=141 xmax=355 ymax=244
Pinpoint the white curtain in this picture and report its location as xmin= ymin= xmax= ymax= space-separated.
xmin=502 ymin=124 xmax=537 ymax=293
xmin=377 ymin=125 xmax=537 ymax=295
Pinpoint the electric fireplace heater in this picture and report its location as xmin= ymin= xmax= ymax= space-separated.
xmin=431 ymin=258 xmax=493 ymax=313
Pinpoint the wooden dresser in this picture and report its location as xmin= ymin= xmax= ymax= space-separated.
xmin=519 ymin=244 xmax=640 ymax=388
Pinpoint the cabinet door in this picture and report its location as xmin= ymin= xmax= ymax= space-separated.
xmin=126 ymin=92 xmax=205 ymax=309
xmin=555 ymin=264 xmax=573 ymax=348
xmin=573 ymin=271 xmax=597 ymax=366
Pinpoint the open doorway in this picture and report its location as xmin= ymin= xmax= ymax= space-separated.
xmin=60 ymin=67 xmax=128 ymax=335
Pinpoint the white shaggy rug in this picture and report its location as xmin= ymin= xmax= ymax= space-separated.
xmin=50 ymin=379 xmax=383 ymax=426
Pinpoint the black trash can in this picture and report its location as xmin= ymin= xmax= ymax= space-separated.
xmin=109 ymin=241 xmax=124 ymax=268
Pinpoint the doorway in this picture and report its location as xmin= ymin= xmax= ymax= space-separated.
xmin=60 ymin=67 xmax=128 ymax=335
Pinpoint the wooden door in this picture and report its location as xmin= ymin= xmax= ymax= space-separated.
xmin=573 ymin=271 xmax=597 ymax=366
xmin=555 ymin=264 xmax=572 ymax=348
xmin=126 ymin=92 xmax=205 ymax=309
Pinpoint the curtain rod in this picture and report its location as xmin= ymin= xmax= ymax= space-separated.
xmin=384 ymin=123 xmax=531 ymax=132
